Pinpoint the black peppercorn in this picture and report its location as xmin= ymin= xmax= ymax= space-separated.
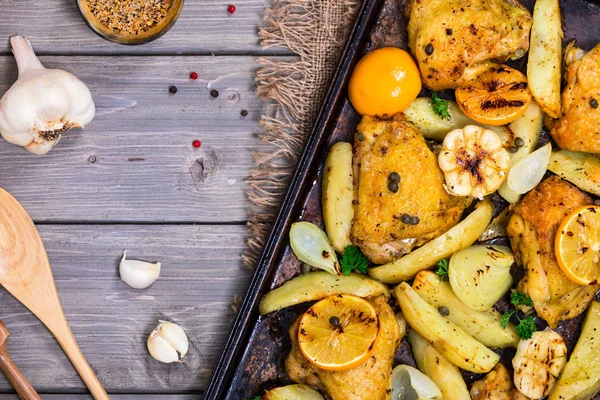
xmin=590 ymin=98 xmax=599 ymax=109
xmin=514 ymin=137 xmax=525 ymax=147
xmin=357 ymin=133 xmax=364 ymax=142
xmin=425 ymin=43 xmax=434 ymax=56
xmin=240 ymin=109 xmax=248 ymax=117
xmin=388 ymin=181 xmax=399 ymax=193
xmin=169 ymin=85 xmax=177 ymax=94
xmin=401 ymin=214 xmax=412 ymax=224
xmin=210 ymin=89 xmax=219 ymax=98
xmin=388 ymin=172 xmax=400 ymax=183
xmin=329 ymin=316 xmax=341 ymax=327
xmin=446 ymin=28 xmax=453 ymax=35
xmin=509 ymin=146 xmax=519 ymax=154
xmin=438 ymin=306 xmax=450 ymax=316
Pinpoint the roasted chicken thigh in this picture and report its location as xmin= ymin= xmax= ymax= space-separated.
xmin=550 ymin=43 xmax=600 ymax=153
xmin=351 ymin=115 xmax=470 ymax=264
xmin=507 ymin=176 xmax=598 ymax=327
xmin=286 ymin=296 xmax=400 ymax=400
xmin=406 ymin=0 xmax=532 ymax=91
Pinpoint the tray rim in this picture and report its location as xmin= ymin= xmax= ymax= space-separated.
xmin=203 ymin=0 xmax=383 ymax=397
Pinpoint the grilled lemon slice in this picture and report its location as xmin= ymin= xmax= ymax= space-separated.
xmin=438 ymin=125 xmax=510 ymax=199
xmin=298 ymin=294 xmax=379 ymax=371
xmin=455 ymin=65 xmax=532 ymax=126
xmin=555 ymin=205 xmax=600 ymax=285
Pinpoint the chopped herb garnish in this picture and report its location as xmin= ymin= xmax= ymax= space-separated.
xmin=501 ymin=291 xmax=537 ymax=339
xmin=340 ymin=245 xmax=369 ymax=276
xmin=436 ymin=259 xmax=449 ymax=281
xmin=430 ymin=93 xmax=451 ymax=120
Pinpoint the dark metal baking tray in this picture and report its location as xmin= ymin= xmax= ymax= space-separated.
xmin=204 ymin=0 xmax=600 ymax=398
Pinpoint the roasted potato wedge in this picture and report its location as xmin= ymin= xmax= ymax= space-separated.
xmin=404 ymin=97 xmax=512 ymax=142
xmin=527 ymin=0 xmax=562 ymax=118
xmin=322 ymin=142 xmax=354 ymax=252
xmin=369 ymin=199 xmax=492 ymax=283
xmin=548 ymin=150 xmax=600 ymax=196
xmin=395 ymin=282 xmax=500 ymax=373
xmin=408 ymin=329 xmax=471 ymax=400
xmin=498 ymin=100 xmax=543 ymax=203
xmin=264 ymin=384 xmax=324 ymax=400
xmin=413 ymin=271 xmax=519 ymax=348
xmin=259 ymin=271 xmax=389 ymax=315
xmin=549 ymin=301 xmax=600 ymax=400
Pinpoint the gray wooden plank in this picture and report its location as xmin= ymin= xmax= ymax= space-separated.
xmin=0 ymin=0 xmax=288 ymax=55
xmin=0 ymin=224 xmax=251 ymax=392
xmin=0 ymin=55 xmax=277 ymax=223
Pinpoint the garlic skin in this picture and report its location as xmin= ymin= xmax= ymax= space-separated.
xmin=147 ymin=321 xmax=189 ymax=364
xmin=119 ymin=251 xmax=161 ymax=289
xmin=0 ymin=36 xmax=95 ymax=155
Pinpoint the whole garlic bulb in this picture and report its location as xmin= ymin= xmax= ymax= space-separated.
xmin=0 ymin=36 xmax=95 ymax=155
xmin=147 ymin=321 xmax=189 ymax=364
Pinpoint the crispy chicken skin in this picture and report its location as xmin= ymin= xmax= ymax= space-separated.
xmin=351 ymin=115 xmax=470 ymax=264
xmin=470 ymin=364 xmax=529 ymax=400
xmin=285 ymin=296 xmax=400 ymax=400
xmin=507 ymin=176 xmax=598 ymax=327
xmin=405 ymin=0 xmax=532 ymax=91
xmin=550 ymin=43 xmax=600 ymax=153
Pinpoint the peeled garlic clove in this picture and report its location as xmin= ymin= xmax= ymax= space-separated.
xmin=147 ymin=321 xmax=189 ymax=364
xmin=119 ymin=251 xmax=161 ymax=289
xmin=289 ymin=222 xmax=340 ymax=275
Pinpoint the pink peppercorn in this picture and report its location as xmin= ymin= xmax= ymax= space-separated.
xmin=193 ymin=140 xmax=201 ymax=148
xmin=190 ymin=72 xmax=198 ymax=80
xmin=228 ymin=5 xmax=236 ymax=14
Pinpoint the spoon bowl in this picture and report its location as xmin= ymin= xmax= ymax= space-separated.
xmin=0 ymin=187 xmax=108 ymax=399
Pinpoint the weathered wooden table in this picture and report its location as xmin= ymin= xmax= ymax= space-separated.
xmin=0 ymin=1 xmax=288 ymax=398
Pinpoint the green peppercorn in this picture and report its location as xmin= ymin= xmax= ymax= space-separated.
xmin=509 ymin=146 xmax=519 ymax=154
xmin=438 ymin=306 xmax=450 ymax=316
xmin=388 ymin=181 xmax=399 ymax=193
xmin=388 ymin=172 xmax=400 ymax=183
xmin=357 ymin=133 xmax=364 ymax=142
xmin=514 ymin=137 xmax=525 ymax=147
xmin=401 ymin=214 xmax=411 ymax=224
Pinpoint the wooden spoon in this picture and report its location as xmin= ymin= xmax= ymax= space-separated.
xmin=0 ymin=320 xmax=41 ymax=400
xmin=0 ymin=188 xmax=109 ymax=400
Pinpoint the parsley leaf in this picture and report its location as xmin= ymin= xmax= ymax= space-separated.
xmin=430 ymin=93 xmax=451 ymax=120
xmin=501 ymin=291 xmax=537 ymax=339
xmin=340 ymin=245 xmax=369 ymax=276
xmin=435 ymin=259 xmax=449 ymax=281
xmin=510 ymin=291 xmax=534 ymax=308
xmin=500 ymin=311 xmax=513 ymax=329
xmin=515 ymin=315 xmax=537 ymax=340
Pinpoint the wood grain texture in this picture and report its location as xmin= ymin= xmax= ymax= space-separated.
xmin=0 ymin=0 xmax=289 ymax=55
xmin=0 ymin=55 xmax=277 ymax=223
xmin=0 ymin=224 xmax=250 ymax=392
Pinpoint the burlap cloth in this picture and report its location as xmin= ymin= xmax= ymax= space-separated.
xmin=244 ymin=0 xmax=360 ymax=268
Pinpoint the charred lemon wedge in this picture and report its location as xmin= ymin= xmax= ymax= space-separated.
xmin=298 ymin=294 xmax=379 ymax=371
xmin=555 ymin=205 xmax=600 ymax=285
xmin=455 ymin=65 xmax=532 ymax=126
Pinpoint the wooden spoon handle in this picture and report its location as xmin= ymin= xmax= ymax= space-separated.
xmin=54 ymin=324 xmax=110 ymax=400
xmin=0 ymin=350 xmax=41 ymax=400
